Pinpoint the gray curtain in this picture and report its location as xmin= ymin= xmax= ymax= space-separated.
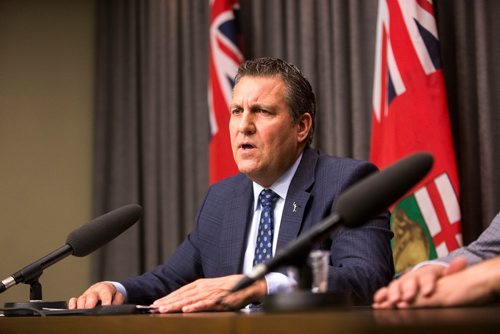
xmin=92 ymin=0 xmax=500 ymax=281
xmin=92 ymin=0 xmax=210 ymax=279
xmin=437 ymin=0 xmax=500 ymax=239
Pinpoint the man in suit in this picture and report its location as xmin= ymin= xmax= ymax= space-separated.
xmin=69 ymin=57 xmax=394 ymax=312
xmin=373 ymin=212 xmax=500 ymax=308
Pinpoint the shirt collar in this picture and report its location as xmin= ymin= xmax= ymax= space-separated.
xmin=252 ymin=153 xmax=303 ymax=211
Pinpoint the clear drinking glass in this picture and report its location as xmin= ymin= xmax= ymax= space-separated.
xmin=308 ymin=250 xmax=330 ymax=293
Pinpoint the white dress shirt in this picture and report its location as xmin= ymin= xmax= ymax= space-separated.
xmin=242 ymin=153 xmax=303 ymax=294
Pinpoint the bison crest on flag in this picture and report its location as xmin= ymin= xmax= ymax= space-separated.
xmin=392 ymin=173 xmax=462 ymax=273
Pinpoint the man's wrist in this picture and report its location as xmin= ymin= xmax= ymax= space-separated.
xmin=109 ymin=281 xmax=128 ymax=302
xmin=413 ymin=260 xmax=450 ymax=271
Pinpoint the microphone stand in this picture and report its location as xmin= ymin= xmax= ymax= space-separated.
xmin=2 ymin=246 xmax=72 ymax=316
xmin=23 ymin=263 xmax=44 ymax=301
xmin=2 ymin=204 xmax=143 ymax=316
xmin=261 ymin=252 xmax=351 ymax=312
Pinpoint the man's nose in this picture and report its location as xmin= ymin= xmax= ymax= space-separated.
xmin=238 ymin=111 xmax=255 ymax=134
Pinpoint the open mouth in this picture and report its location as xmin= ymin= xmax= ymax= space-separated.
xmin=240 ymin=143 xmax=255 ymax=150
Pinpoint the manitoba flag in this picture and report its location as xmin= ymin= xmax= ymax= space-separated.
xmin=208 ymin=0 xmax=243 ymax=184
xmin=370 ymin=0 xmax=462 ymax=273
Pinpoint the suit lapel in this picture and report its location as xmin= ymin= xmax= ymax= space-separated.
xmin=220 ymin=177 xmax=253 ymax=274
xmin=277 ymin=148 xmax=318 ymax=250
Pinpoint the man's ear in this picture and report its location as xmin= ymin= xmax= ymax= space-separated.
xmin=296 ymin=113 xmax=313 ymax=143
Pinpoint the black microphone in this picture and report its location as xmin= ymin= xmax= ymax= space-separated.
xmin=231 ymin=152 xmax=434 ymax=293
xmin=0 ymin=204 xmax=142 ymax=295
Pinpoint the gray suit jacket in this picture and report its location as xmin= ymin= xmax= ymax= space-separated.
xmin=122 ymin=148 xmax=394 ymax=305
xmin=440 ymin=213 xmax=500 ymax=265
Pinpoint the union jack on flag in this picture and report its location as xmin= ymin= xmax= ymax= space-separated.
xmin=208 ymin=0 xmax=243 ymax=184
xmin=370 ymin=0 xmax=462 ymax=273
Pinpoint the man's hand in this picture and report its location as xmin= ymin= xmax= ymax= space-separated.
xmin=372 ymin=257 xmax=467 ymax=309
xmin=151 ymin=274 xmax=267 ymax=313
xmin=68 ymin=281 xmax=125 ymax=309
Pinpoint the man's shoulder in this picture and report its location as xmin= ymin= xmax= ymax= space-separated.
xmin=295 ymin=148 xmax=378 ymax=193
xmin=313 ymin=149 xmax=378 ymax=174
xmin=197 ymin=173 xmax=253 ymax=217
xmin=206 ymin=173 xmax=251 ymax=195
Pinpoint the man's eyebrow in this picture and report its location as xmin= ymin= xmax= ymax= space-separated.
xmin=229 ymin=102 xmax=275 ymax=110
xmin=250 ymin=103 xmax=273 ymax=110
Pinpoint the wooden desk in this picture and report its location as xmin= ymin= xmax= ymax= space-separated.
xmin=2 ymin=306 xmax=500 ymax=334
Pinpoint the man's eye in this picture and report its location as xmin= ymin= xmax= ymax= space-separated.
xmin=231 ymin=108 xmax=242 ymax=115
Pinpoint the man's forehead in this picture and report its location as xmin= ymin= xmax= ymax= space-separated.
xmin=232 ymin=76 xmax=285 ymax=99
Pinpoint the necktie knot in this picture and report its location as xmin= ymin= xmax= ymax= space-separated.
xmin=258 ymin=189 xmax=279 ymax=209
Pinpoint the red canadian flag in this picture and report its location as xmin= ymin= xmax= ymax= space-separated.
xmin=370 ymin=0 xmax=462 ymax=273
xmin=208 ymin=0 xmax=243 ymax=184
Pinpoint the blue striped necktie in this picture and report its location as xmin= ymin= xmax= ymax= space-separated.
xmin=253 ymin=189 xmax=280 ymax=266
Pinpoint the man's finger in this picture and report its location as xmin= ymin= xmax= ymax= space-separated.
xmin=112 ymin=293 xmax=125 ymax=305
xmin=400 ymin=277 xmax=418 ymax=301
xmin=386 ymin=279 xmax=403 ymax=304
xmin=418 ymin=273 xmax=439 ymax=296
xmin=182 ymin=299 xmax=218 ymax=313
xmin=68 ymin=297 xmax=77 ymax=309
xmin=373 ymin=287 xmax=389 ymax=303
xmin=76 ymin=295 xmax=88 ymax=309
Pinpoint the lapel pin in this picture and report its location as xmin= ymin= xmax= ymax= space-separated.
xmin=292 ymin=202 xmax=298 ymax=213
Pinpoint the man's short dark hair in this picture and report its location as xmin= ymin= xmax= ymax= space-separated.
xmin=234 ymin=57 xmax=316 ymax=146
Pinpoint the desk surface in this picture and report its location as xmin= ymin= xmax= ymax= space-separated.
xmin=2 ymin=306 xmax=500 ymax=334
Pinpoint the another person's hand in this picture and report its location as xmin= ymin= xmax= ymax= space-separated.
xmin=151 ymin=274 xmax=266 ymax=313
xmin=412 ymin=256 xmax=500 ymax=307
xmin=372 ymin=257 xmax=467 ymax=309
xmin=68 ymin=281 xmax=125 ymax=309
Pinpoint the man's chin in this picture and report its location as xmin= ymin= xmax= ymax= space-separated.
xmin=235 ymin=163 xmax=260 ymax=178
xmin=236 ymin=166 xmax=256 ymax=177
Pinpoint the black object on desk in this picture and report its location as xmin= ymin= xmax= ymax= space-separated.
xmin=2 ymin=303 xmax=156 ymax=317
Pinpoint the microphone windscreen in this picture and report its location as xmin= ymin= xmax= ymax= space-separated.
xmin=333 ymin=152 xmax=433 ymax=227
xmin=66 ymin=204 xmax=143 ymax=257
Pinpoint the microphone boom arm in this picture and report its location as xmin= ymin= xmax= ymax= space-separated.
xmin=0 ymin=203 xmax=142 ymax=300
xmin=1 ymin=244 xmax=73 ymax=300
